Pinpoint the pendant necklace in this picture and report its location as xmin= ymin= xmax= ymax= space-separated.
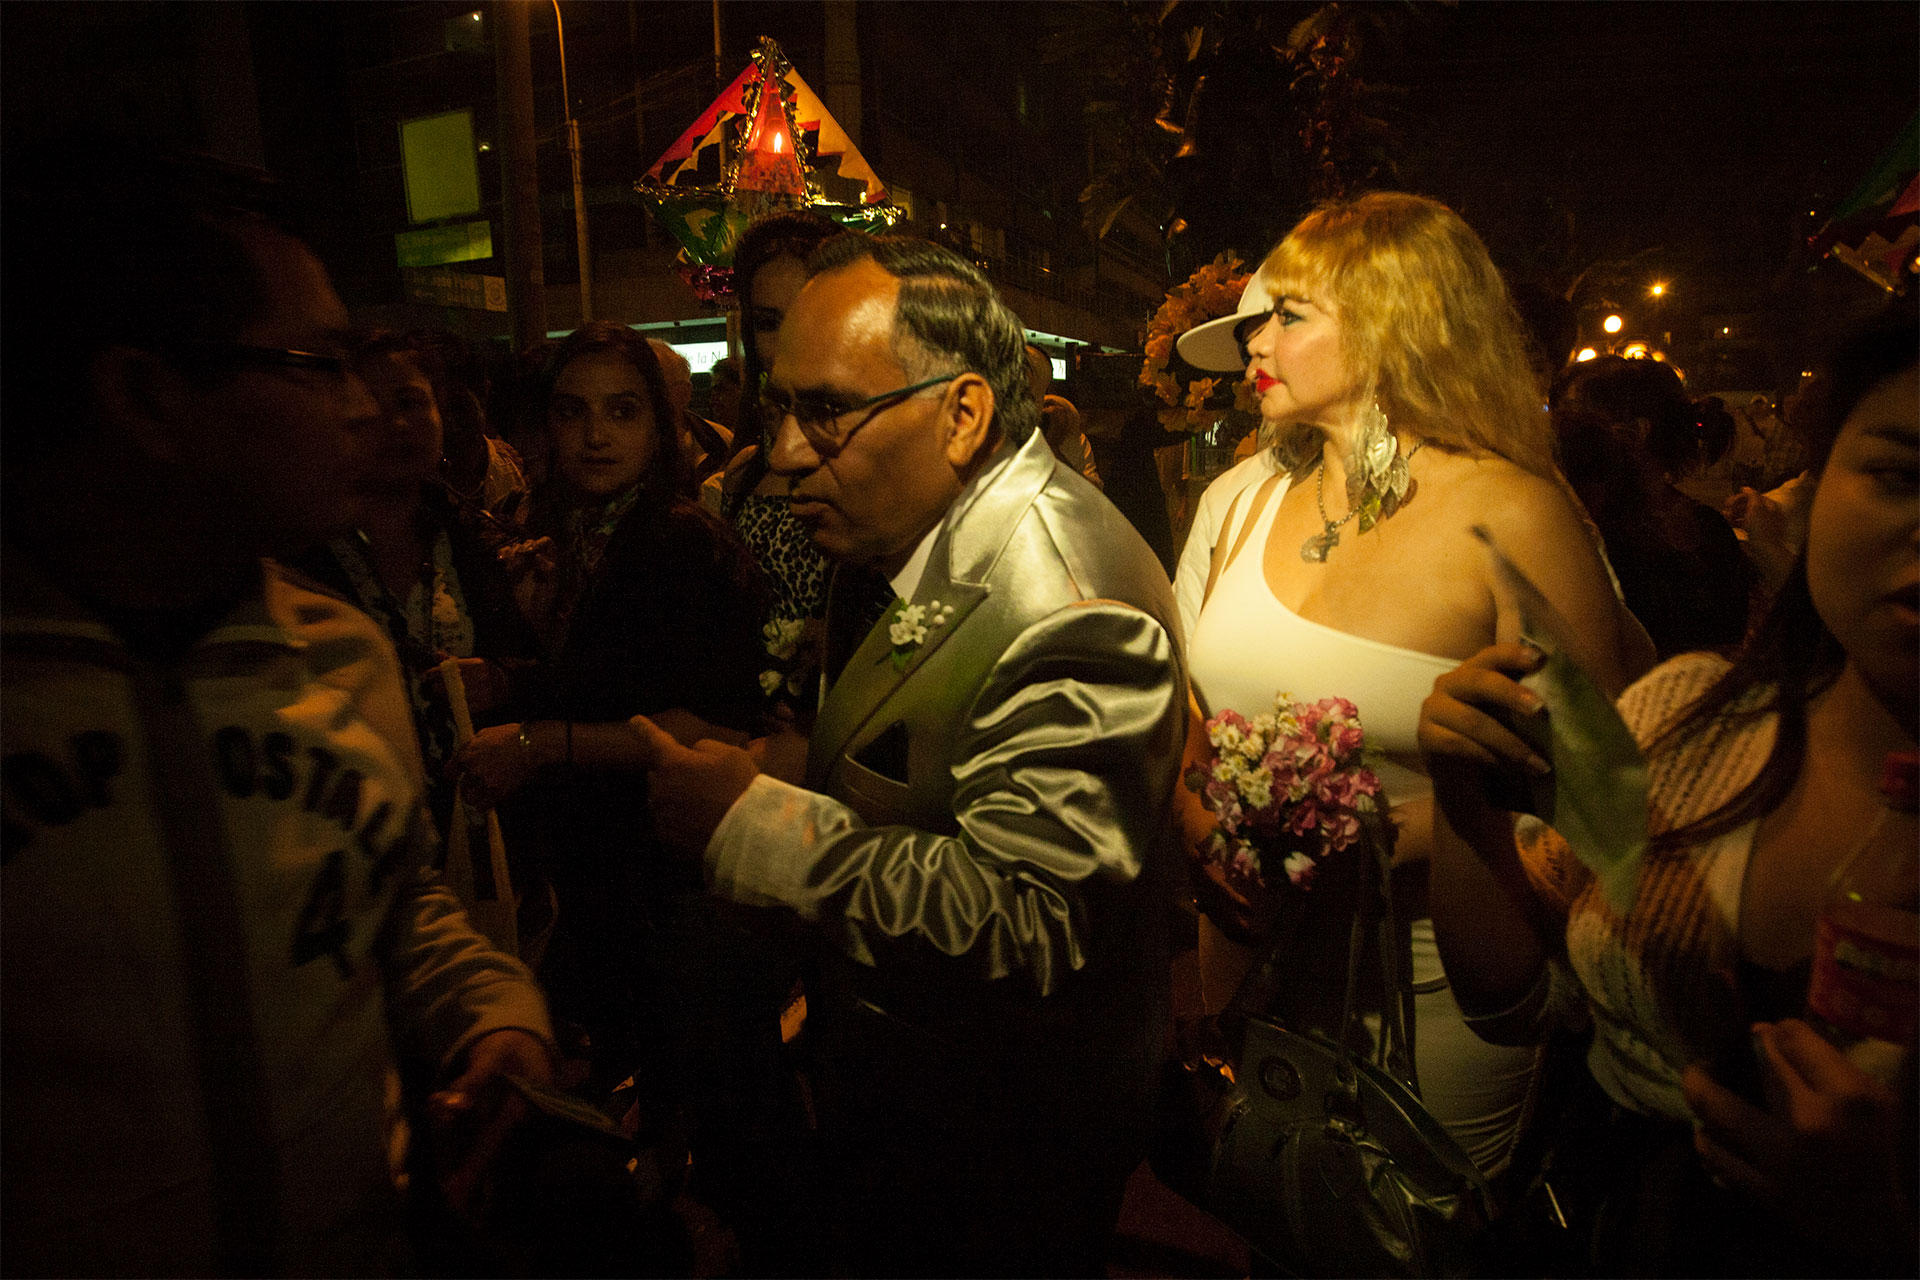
xmin=1300 ymin=441 xmax=1427 ymax=564
xmin=1300 ymin=465 xmax=1356 ymax=563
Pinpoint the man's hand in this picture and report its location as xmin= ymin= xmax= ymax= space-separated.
xmin=629 ymin=714 xmax=761 ymax=858
xmin=1683 ymin=1019 xmax=1916 ymax=1265
xmin=422 ymin=657 xmax=512 ymax=719
xmin=449 ymin=723 xmax=533 ymax=811
xmin=427 ymin=1027 xmax=554 ymax=1215
xmin=498 ymin=535 xmax=556 ymax=584
xmin=650 ymin=707 xmax=750 ymax=751
xmin=750 ymin=727 xmax=809 ymax=786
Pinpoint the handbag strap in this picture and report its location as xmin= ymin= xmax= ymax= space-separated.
xmin=1226 ymin=810 xmax=1419 ymax=1094
xmin=1331 ymin=857 xmax=1369 ymax=1092
xmin=1366 ymin=811 xmax=1419 ymax=1090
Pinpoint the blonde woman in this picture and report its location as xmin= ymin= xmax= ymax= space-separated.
xmin=1177 ymin=192 xmax=1654 ymax=1178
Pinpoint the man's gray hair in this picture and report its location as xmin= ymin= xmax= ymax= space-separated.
xmin=805 ymin=235 xmax=1040 ymax=445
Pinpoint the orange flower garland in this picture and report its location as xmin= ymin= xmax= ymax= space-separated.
xmin=1139 ymin=252 xmax=1263 ymax=432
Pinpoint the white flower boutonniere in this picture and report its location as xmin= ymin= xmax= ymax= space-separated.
xmin=888 ymin=599 xmax=955 ymax=670
xmin=762 ymin=615 xmax=805 ymax=661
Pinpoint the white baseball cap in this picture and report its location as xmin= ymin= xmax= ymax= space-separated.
xmin=1175 ymin=257 xmax=1283 ymax=373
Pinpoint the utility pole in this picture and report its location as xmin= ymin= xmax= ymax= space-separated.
xmin=628 ymin=2 xmax=649 ymax=248
xmin=553 ymin=0 xmax=593 ymax=323
xmin=824 ymin=0 xmax=860 ymax=147
xmin=493 ymin=0 xmax=545 ymax=350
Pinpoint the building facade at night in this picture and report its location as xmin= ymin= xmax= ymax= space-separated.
xmin=3 ymin=2 xmax=1166 ymax=363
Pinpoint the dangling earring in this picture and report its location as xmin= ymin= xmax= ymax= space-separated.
xmin=1346 ymin=401 xmax=1419 ymax=532
xmin=1301 ymin=403 xmax=1428 ymax=562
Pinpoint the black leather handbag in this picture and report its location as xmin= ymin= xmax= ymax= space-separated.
xmin=1153 ymin=818 xmax=1497 ymax=1278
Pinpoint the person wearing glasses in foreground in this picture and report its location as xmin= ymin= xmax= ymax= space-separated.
xmin=1 ymin=141 xmax=553 ymax=1274
xmin=626 ymin=235 xmax=1189 ymax=1276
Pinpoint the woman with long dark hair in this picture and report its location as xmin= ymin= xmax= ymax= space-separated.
xmin=1420 ymin=305 xmax=1918 ymax=1272
xmin=449 ymin=323 xmax=783 ymax=1138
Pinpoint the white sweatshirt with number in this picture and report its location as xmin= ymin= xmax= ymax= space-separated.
xmin=1 ymin=555 xmax=552 ymax=1276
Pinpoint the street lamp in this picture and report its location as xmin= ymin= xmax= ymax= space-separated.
xmin=553 ymin=0 xmax=592 ymax=322
xmin=1575 ymin=348 xmax=1598 ymax=363
xmin=1602 ymin=314 xmax=1624 ymax=335
xmin=1648 ymin=282 xmax=1667 ymax=298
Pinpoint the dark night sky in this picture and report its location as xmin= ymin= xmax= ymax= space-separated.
xmin=5 ymin=0 xmax=1908 ymax=361
xmin=726 ymin=1 xmax=1917 ymax=303
xmin=1375 ymin=1 xmax=1918 ymax=303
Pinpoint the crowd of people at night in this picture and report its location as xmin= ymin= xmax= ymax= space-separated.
xmin=1 ymin=136 xmax=1914 ymax=1280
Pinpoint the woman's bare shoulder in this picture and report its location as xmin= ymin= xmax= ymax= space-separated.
xmin=1439 ymin=452 xmax=1588 ymax=542
xmin=1432 ymin=450 xmax=1655 ymax=687
xmin=1436 ymin=449 xmax=1555 ymax=497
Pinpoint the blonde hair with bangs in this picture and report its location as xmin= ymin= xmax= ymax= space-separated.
xmin=1261 ymin=192 xmax=1554 ymax=478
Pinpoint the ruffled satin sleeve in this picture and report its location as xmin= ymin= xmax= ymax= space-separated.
xmin=705 ymin=602 xmax=1183 ymax=997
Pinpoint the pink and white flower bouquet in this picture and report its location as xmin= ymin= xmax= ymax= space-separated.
xmin=1185 ymin=694 xmax=1385 ymax=894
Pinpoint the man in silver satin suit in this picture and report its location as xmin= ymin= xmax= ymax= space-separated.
xmin=634 ymin=235 xmax=1187 ymax=1276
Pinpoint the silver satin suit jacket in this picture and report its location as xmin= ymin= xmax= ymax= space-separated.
xmin=706 ymin=427 xmax=1187 ymax=1152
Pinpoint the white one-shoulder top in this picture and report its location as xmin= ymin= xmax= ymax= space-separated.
xmin=1188 ymin=475 xmax=1458 ymax=808
xmin=1184 ymin=472 xmax=1540 ymax=1178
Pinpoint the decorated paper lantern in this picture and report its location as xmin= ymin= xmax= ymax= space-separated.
xmin=638 ymin=37 xmax=901 ymax=300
